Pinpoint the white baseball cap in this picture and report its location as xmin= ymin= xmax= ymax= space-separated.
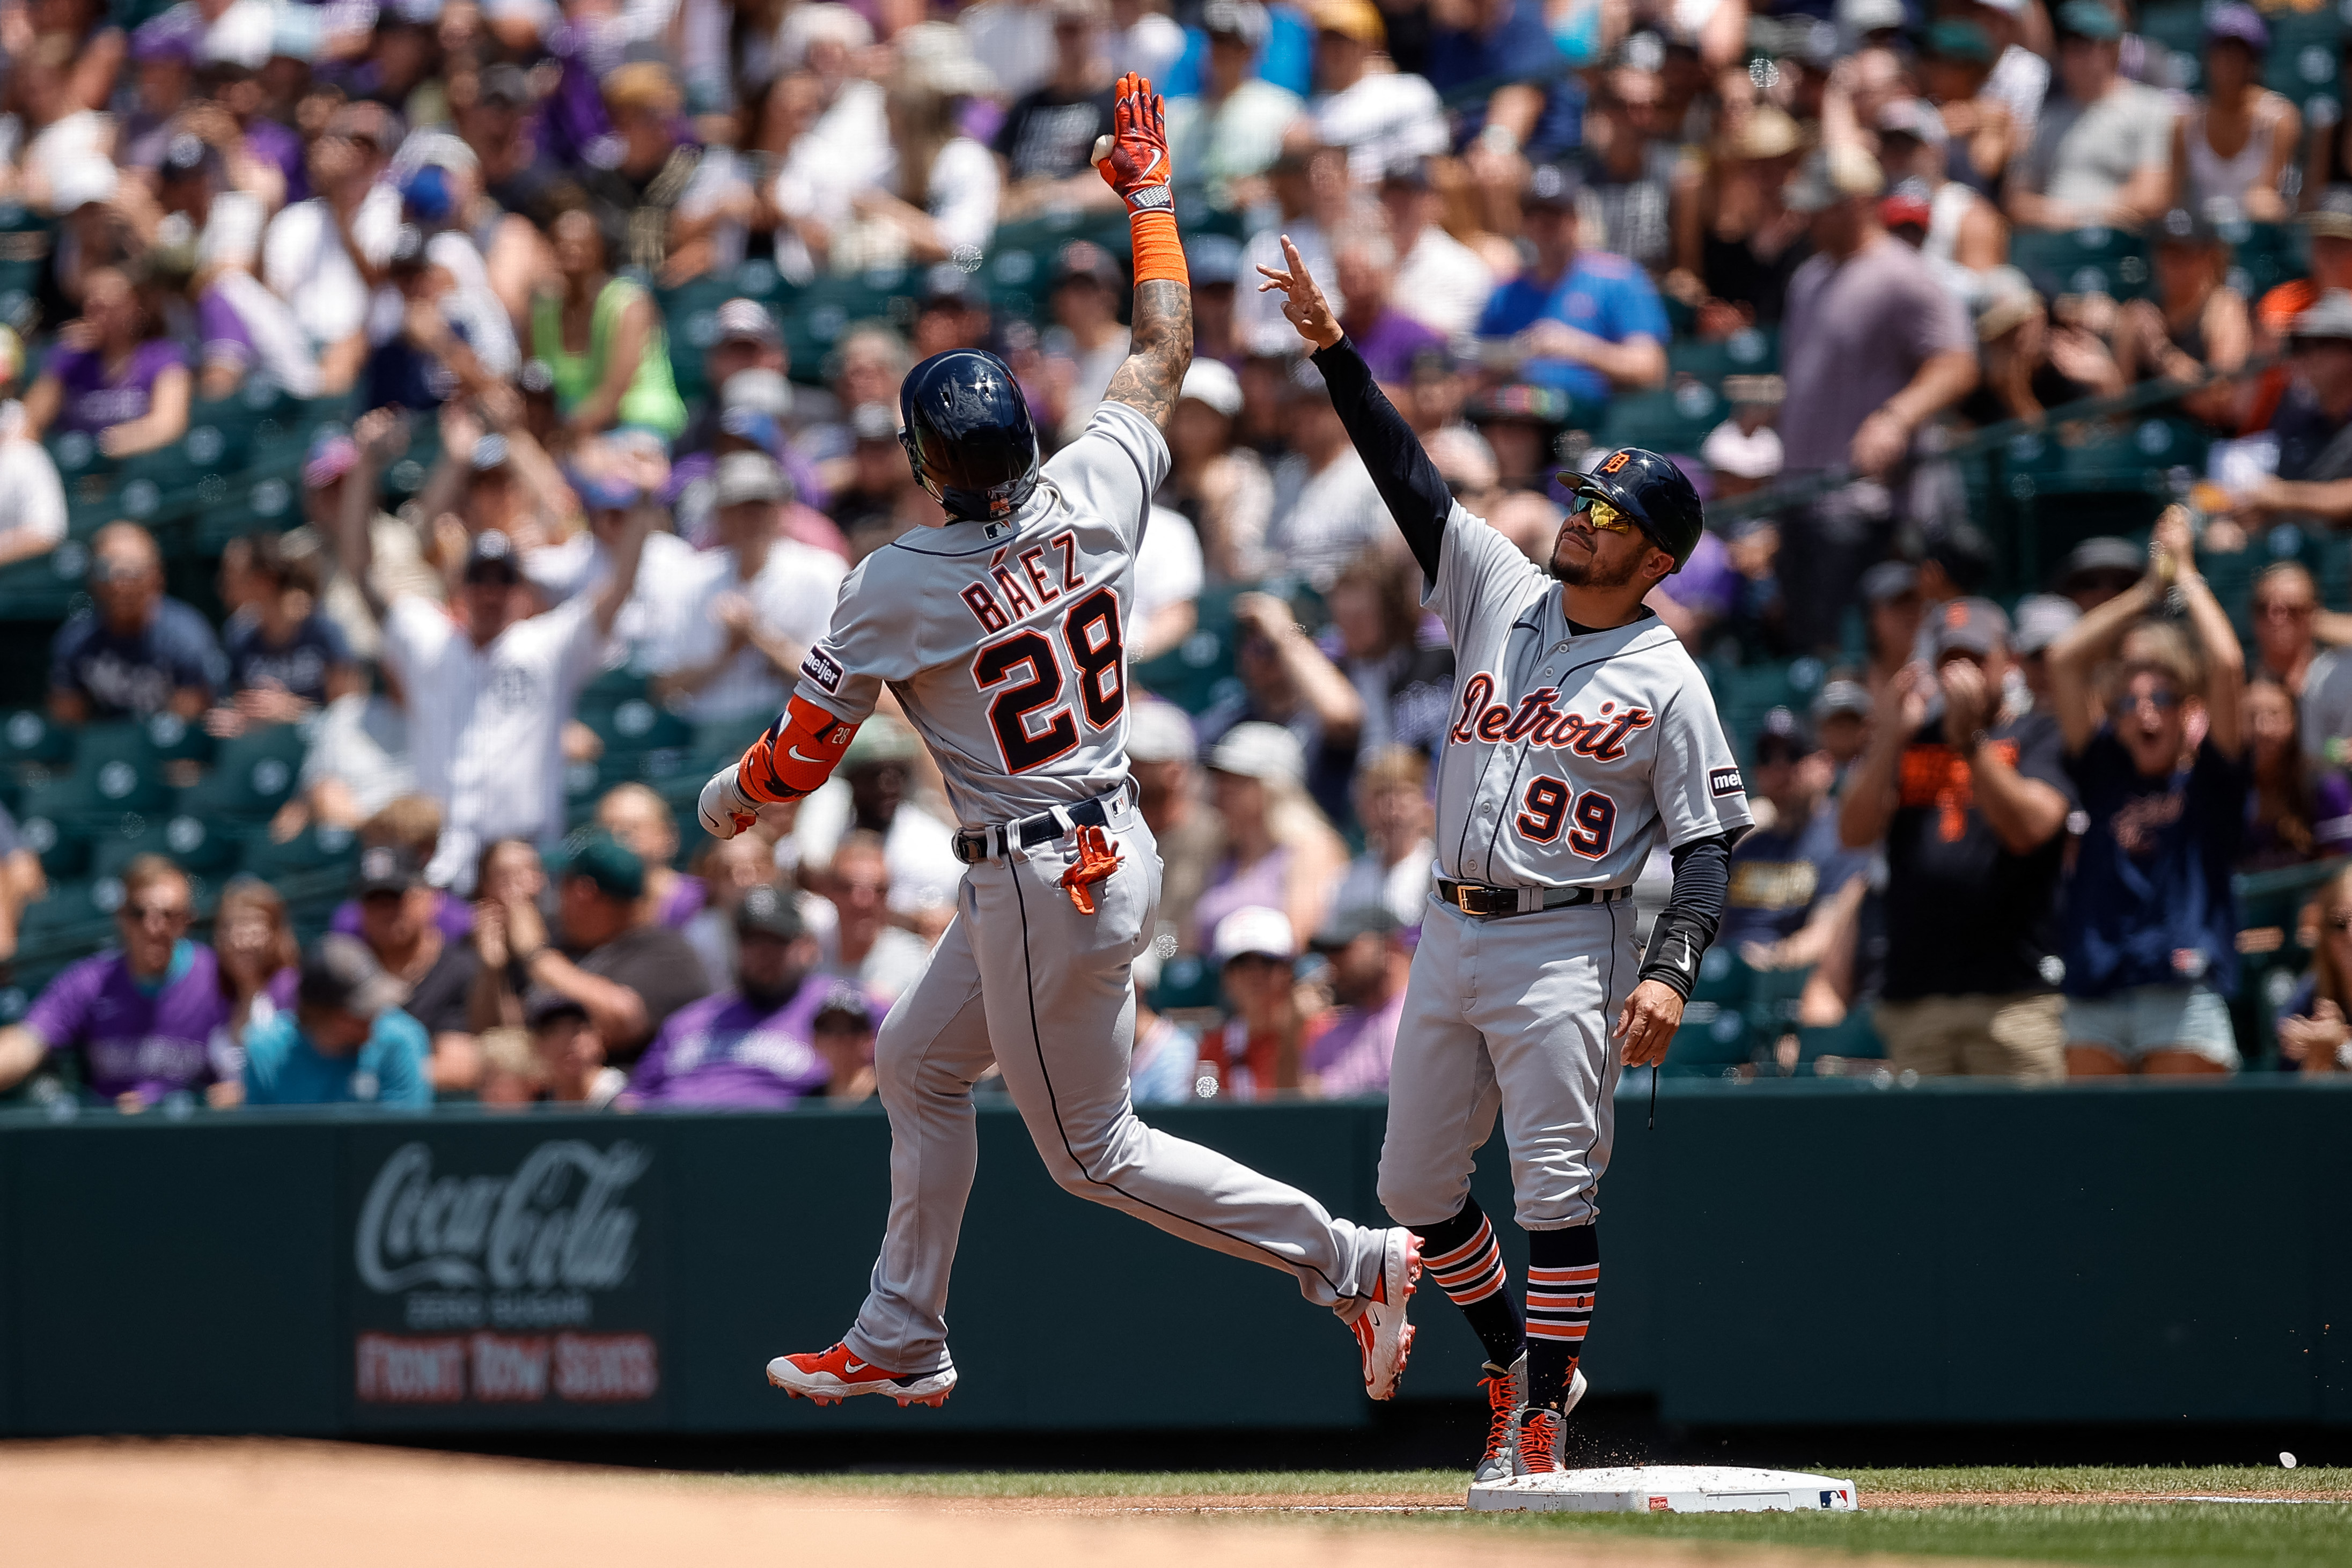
xmin=1180 ymin=358 xmax=1244 ymax=419
xmin=1213 ymin=906 xmax=1296 ymax=965
xmin=1701 ymin=418 xmax=1784 ymax=481
xmin=1127 ymin=700 xmax=1198 ymax=765
xmin=1206 ymin=721 xmax=1305 ymax=786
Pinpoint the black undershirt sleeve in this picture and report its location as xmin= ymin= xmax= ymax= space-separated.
xmin=1638 ymin=834 xmax=1734 ymax=1000
xmin=1310 ymin=335 xmax=1454 ymax=580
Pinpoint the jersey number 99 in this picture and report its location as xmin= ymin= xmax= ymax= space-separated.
xmin=970 ymin=587 xmax=1127 ymax=773
xmin=1515 ymin=776 xmax=1616 ymax=858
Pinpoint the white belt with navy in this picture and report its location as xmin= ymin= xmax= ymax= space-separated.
xmin=1435 ymin=879 xmax=1633 ymax=918
xmin=951 ymin=783 xmax=1129 ymax=864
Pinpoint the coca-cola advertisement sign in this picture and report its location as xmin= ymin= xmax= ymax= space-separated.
xmin=343 ymin=1132 xmax=667 ymax=1426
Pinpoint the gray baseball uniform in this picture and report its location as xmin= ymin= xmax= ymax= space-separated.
xmin=793 ymin=402 xmax=1392 ymax=1376
xmin=1377 ymin=502 xmax=1753 ymax=1231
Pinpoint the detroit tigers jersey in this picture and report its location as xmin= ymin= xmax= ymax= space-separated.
xmin=791 ymin=401 xmax=1167 ymax=826
xmin=1423 ymin=502 xmax=1752 ymax=887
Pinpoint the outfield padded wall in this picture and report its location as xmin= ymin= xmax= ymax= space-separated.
xmin=2 ymin=1080 xmax=2348 ymax=1435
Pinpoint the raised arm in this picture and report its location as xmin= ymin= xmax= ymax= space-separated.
xmin=1259 ymin=238 xmax=1456 ymax=581
xmin=2160 ymin=507 xmax=2245 ymax=757
xmin=1094 ymin=73 xmax=1192 ymax=432
xmin=2048 ymin=560 xmax=2160 ymax=757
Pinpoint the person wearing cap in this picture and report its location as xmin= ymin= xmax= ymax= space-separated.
xmin=241 ymin=934 xmax=431 ymax=1108
xmin=1810 ymin=678 xmax=1873 ymax=772
xmin=1919 ymin=20 xmax=2023 ymax=197
xmin=332 ymin=406 xmax=657 ymax=867
xmin=211 ymin=528 xmax=361 ymax=734
xmin=789 ymin=716 xmax=964 ymax=933
xmin=1778 ymin=142 xmax=1977 ymax=651
xmin=1332 ymin=746 xmax=1438 ymax=929
xmin=1723 ymin=709 xmax=1867 ymax=970
xmin=1130 ymin=498 xmax=1210 ymax=664
xmin=1302 ymin=904 xmax=1410 ymax=1095
xmin=48 ymin=521 xmax=224 ymax=726
xmin=993 ymin=0 xmax=1123 ymax=220
xmin=578 ymin=61 xmax=752 ymax=286
xmin=2236 ymin=290 xmax=2352 ymax=529
xmin=349 ymin=843 xmax=483 ymax=1093
xmin=2178 ymin=4 xmax=2297 ymax=224
xmin=2008 ymin=592 xmax=2083 ymax=713
xmin=1332 ymin=225 xmax=1444 ymax=385
xmin=484 ymin=827 xmax=714 ymax=1066
xmin=651 ymin=450 xmax=848 ymax=725
xmin=1188 ymin=720 xmax=1349 ymax=958
xmin=808 ymin=830 xmax=934 ymax=1004
xmin=626 ymin=884 xmax=848 ymax=1107
xmin=1264 ymin=356 xmax=1390 ymax=591
xmin=826 ymin=401 xmax=932 ymax=556
xmin=2052 ymin=535 xmax=2152 ymax=613
xmin=1166 ymin=0 xmax=1302 ymax=208
xmin=365 ymin=218 xmax=521 ymax=416
xmin=2111 ymin=208 xmax=2250 ymax=429
xmin=1217 ymin=580 xmax=1365 ymax=820
xmin=22 ymin=267 xmax=193 ymax=459
xmin=1379 ymin=159 xmax=1497 ymax=337
xmin=1306 ymin=0 xmax=1444 ymax=184
xmin=513 ymin=990 xmax=628 ymax=1107
xmin=1127 ymin=698 xmax=1224 ymax=957
xmin=1874 ymin=100 xmax=2004 ymax=299
xmin=912 ymin=266 xmax=996 ymax=360
xmin=1839 ymin=595 xmax=2079 ymax=1081
xmin=1166 ymin=357 xmax=1277 ymax=583
xmin=1236 ymin=134 xmax=1354 ymax=356
xmin=1857 ymin=560 xmax=1925 ymax=697
xmin=2042 ymin=509 xmax=2248 ymax=1076
xmin=2004 ymin=0 xmax=2172 ymax=233
xmin=1203 ymin=904 xmax=1311 ymax=1098
xmin=594 ymin=783 xmax=708 ymax=932
xmin=1473 ymin=160 xmax=1669 ymax=412
xmin=1699 ymin=381 xmax=1785 ymax=503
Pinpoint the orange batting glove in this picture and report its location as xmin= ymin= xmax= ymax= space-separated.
xmin=1092 ymin=72 xmax=1173 ymax=215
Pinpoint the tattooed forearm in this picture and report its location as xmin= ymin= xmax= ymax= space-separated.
xmin=1103 ymin=278 xmax=1193 ymax=431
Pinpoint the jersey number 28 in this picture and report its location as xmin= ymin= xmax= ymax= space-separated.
xmin=970 ymin=587 xmax=1127 ymax=773
xmin=1516 ymin=776 xmax=1616 ymax=858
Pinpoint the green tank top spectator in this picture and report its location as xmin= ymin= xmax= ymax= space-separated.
xmin=531 ymin=209 xmax=688 ymax=441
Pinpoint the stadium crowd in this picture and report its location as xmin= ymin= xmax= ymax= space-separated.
xmin=7 ymin=0 xmax=2352 ymax=1113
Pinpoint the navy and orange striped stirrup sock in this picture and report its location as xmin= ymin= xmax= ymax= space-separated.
xmin=1526 ymin=1222 xmax=1599 ymax=1410
xmin=1413 ymin=1197 xmax=1525 ymax=1370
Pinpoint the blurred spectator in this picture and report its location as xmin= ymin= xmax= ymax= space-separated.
xmin=1583 ymin=63 xmax=1679 ymax=274
xmin=365 ymin=223 xmax=521 ymax=417
xmin=2112 ymin=210 xmax=2248 ymax=429
xmin=1307 ymin=0 xmax=1444 ymax=183
xmin=0 ymin=395 xmax=68 ymax=571
xmin=811 ymin=829 xmax=931 ymax=1004
xmin=827 ymin=401 xmax=935 ymax=558
xmin=1191 ymin=722 xmax=1349 ymax=954
xmin=1322 ymin=554 xmax=1454 ymax=765
xmin=995 ymin=0 xmax=1122 ymax=221
xmin=811 ymin=983 xmax=880 ymax=1101
xmin=1670 ymin=104 xmax=1807 ymax=333
xmin=2047 ymin=513 xmax=2246 ymax=1076
xmin=1331 ymin=224 xmax=1443 ymax=384
xmin=477 ymin=827 xmax=713 ymax=1066
xmin=2276 ymin=864 xmax=2352 ymax=1073
xmin=1379 ymin=160 xmax=1496 ymax=336
xmin=1333 ymin=745 xmax=1437 ymax=927
xmin=2175 ymin=5 xmax=2297 ymax=224
xmin=338 ymin=416 xmax=655 ymax=873
xmin=683 ymin=831 xmax=788 ymax=987
xmin=653 ymin=453 xmax=846 ymax=724
xmin=262 ymin=101 xmax=396 ymax=393
xmin=1204 ymin=904 xmax=1310 ymax=1098
xmin=1966 ymin=267 xmax=2125 ymax=426
xmin=1163 ymin=357 xmax=1275 ymax=582
xmin=1425 ymin=0 xmax=1576 ymax=209
xmin=349 ymin=845 xmax=482 ymax=1095
xmin=1302 ymin=904 xmax=1406 ymax=1095
xmin=2052 ymin=535 xmax=2149 ymax=614
xmin=1131 ymin=995 xmax=1204 ymax=1103
xmin=1132 ymin=503 xmax=1208 ymax=663
xmin=203 ymin=876 xmax=299 ymax=1106
xmin=1876 ymin=101 xmax=2005 ymax=306
xmin=48 ymin=522 xmax=223 ymax=724
xmin=1701 ymin=380 xmax=1785 ymax=502
xmin=2243 ymin=562 xmax=2326 ymax=699
xmin=2009 ymin=592 xmax=2083 ymax=715
xmin=0 ymin=857 xmax=228 ymax=1109
xmin=833 ymin=76 xmax=1001 ymax=271
xmin=1215 ymin=591 xmax=1364 ymax=817
xmin=1476 ymin=162 xmax=1667 ymax=415
xmin=329 ymin=797 xmax=474 ymax=946
xmin=585 ymin=62 xmax=751 ymax=285
xmin=597 ymin=784 xmax=706 ymax=932
xmin=241 ymin=935 xmax=431 ymax=1109
xmin=1857 ymin=561 xmax=1924 ymax=700
xmin=2004 ymin=1 xmax=2171 ymax=233
xmin=522 ymin=990 xmax=629 ymax=1107
xmin=627 ymin=885 xmax=837 ymax=1107
xmin=1189 ymin=233 xmax=1247 ymax=362
xmin=22 ymin=266 xmax=190 ymax=458
xmin=1725 ymin=709 xmax=1869 ymax=977
xmin=530 ymin=207 xmax=689 ymax=442
xmin=1840 ymin=600 xmax=2076 ymax=1080
xmin=1811 ymin=679 xmax=1873 ymax=773
xmin=210 ymin=531 xmax=361 ymax=737
xmin=1265 ymin=358 xmax=1387 ymax=590
xmin=1130 ymin=700 xmax=1224 ymax=959
xmin=793 ymin=717 xmax=962 ymax=932
xmin=2243 ymin=676 xmax=2352 ymax=872
xmin=1236 ymin=137 xmax=1354 ymax=357
xmin=289 ymin=671 xmax=419 ymax=838
xmin=1165 ymin=0 xmax=1301 ymax=209
xmin=1043 ymin=240 xmax=1132 ymax=443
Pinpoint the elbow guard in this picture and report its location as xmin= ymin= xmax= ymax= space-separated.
xmin=738 ymin=695 xmax=859 ymax=805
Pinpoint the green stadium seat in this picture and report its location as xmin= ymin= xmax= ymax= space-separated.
xmin=1797 ymin=1011 xmax=1885 ymax=1068
xmin=1665 ymin=325 xmax=1780 ymax=382
xmin=0 ymin=708 xmax=72 ymax=770
xmin=171 ymin=723 xmax=308 ymax=822
xmin=1660 ymin=998 xmax=1753 ymax=1073
xmin=1596 ymin=377 xmax=1724 ymax=457
xmin=236 ymin=822 xmax=361 ymax=891
xmin=1149 ymin=950 xmax=1223 ymax=1013
xmin=1133 ymin=585 xmax=1241 ymax=716
xmin=583 ymin=694 xmax=694 ymax=756
xmin=2009 ymin=227 xmax=2150 ymax=303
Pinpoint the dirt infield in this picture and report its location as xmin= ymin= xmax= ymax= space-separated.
xmin=2 ymin=1438 xmax=1993 ymax=1568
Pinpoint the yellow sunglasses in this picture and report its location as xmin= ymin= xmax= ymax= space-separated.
xmin=1575 ymin=496 xmax=1637 ymax=533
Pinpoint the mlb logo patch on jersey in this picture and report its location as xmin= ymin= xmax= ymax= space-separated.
xmin=1710 ymin=766 xmax=1745 ymax=799
xmin=801 ymin=646 xmax=844 ymax=694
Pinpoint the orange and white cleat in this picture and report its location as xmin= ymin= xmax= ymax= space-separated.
xmin=1513 ymin=1367 xmax=1587 ymax=1477
xmin=1349 ymin=1226 xmax=1421 ymax=1400
xmin=1473 ymin=1352 xmax=1525 ymax=1483
xmin=765 ymin=1343 xmax=957 ymax=1408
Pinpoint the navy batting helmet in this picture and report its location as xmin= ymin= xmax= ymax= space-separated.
xmin=898 ymin=349 xmax=1040 ymax=521
xmin=1563 ymin=447 xmax=1705 ymax=573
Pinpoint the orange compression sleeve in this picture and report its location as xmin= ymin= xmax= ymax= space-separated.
xmin=738 ymin=695 xmax=859 ymax=804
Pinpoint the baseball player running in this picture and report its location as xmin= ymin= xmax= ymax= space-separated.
xmin=697 ymin=76 xmax=1418 ymax=1410
xmin=1259 ymin=241 xmax=1752 ymax=1477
